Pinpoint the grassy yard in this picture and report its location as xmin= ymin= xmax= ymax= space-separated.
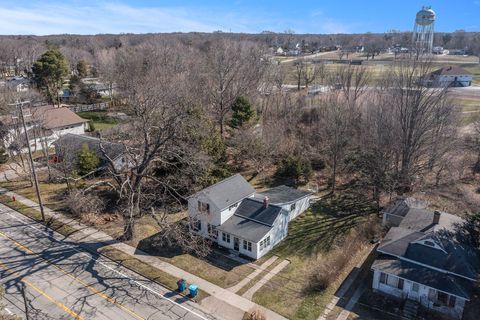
xmin=251 ymin=194 xmax=378 ymax=320
xmin=462 ymin=64 xmax=480 ymax=85
xmin=77 ymin=111 xmax=118 ymax=130
xmin=0 ymin=175 xmax=69 ymax=213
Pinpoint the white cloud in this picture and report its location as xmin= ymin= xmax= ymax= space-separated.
xmin=0 ymin=1 xmax=220 ymax=35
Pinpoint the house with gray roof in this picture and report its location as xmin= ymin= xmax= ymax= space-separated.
xmin=187 ymin=174 xmax=312 ymax=259
xmin=53 ymin=133 xmax=129 ymax=172
xmin=372 ymin=198 xmax=480 ymax=319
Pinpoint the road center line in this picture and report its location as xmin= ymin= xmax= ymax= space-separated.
xmin=0 ymin=230 xmax=145 ymax=320
xmin=0 ymin=206 xmax=211 ymax=320
xmin=0 ymin=260 xmax=84 ymax=320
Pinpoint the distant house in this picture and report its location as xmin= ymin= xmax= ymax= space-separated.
xmin=422 ymin=66 xmax=473 ymax=87
xmin=0 ymin=105 xmax=89 ymax=153
xmin=187 ymin=174 xmax=312 ymax=259
xmin=372 ymin=198 xmax=480 ymax=319
xmin=53 ymin=133 xmax=129 ymax=171
xmin=0 ymin=76 xmax=32 ymax=92
xmin=276 ymin=47 xmax=285 ymax=55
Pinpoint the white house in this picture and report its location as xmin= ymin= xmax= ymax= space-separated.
xmin=422 ymin=66 xmax=473 ymax=87
xmin=372 ymin=198 xmax=480 ymax=319
xmin=187 ymin=174 xmax=312 ymax=260
xmin=0 ymin=105 xmax=89 ymax=153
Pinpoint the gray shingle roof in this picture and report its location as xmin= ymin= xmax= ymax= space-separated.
xmin=53 ymin=133 xmax=125 ymax=161
xmin=216 ymin=215 xmax=272 ymax=243
xmin=382 ymin=197 xmax=428 ymax=218
xmin=234 ymin=198 xmax=284 ymax=227
xmin=190 ymin=174 xmax=255 ymax=211
xmin=372 ymin=256 xmax=473 ymax=299
xmin=378 ymin=209 xmax=480 ymax=280
xmin=254 ymin=185 xmax=312 ymax=205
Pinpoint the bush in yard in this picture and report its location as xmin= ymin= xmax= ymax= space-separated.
xmin=276 ymin=155 xmax=313 ymax=183
xmin=65 ymin=189 xmax=105 ymax=223
xmin=0 ymin=148 xmax=8 ymax=164
xmin=77 ymin=144 xmax=100 ymax=176
xmin=230 ymin=96 xmax=255 ymax=128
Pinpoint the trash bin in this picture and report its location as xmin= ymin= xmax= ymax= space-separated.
xmin=188 ymin=284 xmax=198 ymax=298
xmin=177 ymin=279 xmax=186 ymax=292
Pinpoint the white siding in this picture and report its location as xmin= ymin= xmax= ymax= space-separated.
xmin=256 ymin=211 xmax=289 ymax=259
xmin=373 ymin=270 xmax=467 ymax=319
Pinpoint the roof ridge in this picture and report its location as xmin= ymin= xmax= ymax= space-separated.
xmin=200 ymin=173 xmax=246 ymax=193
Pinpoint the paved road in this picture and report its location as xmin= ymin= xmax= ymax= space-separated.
xmin=0 ymin=204 xmax=217 ymax=320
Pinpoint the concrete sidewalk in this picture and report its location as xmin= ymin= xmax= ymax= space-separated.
xmin=0 ymin=187 xmax=287 ymax=320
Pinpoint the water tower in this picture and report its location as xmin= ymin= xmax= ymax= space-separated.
xmin=412 ymin=6 xmax=435 ymax=55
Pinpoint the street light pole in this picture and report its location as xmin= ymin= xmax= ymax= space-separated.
xmin=15 ymin=100 xmax=46 ymax=222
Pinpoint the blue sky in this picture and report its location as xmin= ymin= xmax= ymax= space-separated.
xmin=0 ymin=0 xmax=478 ymax=35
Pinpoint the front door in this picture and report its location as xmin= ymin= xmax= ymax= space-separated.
xmin=233 ymin=237 xmax=239 ymax=251
xmin=409 ymin=282 xmax=420 ymax=301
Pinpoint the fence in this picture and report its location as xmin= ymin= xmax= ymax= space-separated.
xmin=68 ymin=102 xmax=109 ymax=113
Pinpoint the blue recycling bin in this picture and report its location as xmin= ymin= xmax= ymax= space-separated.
xmin=188 ymin=284 xmax=198 ymax=298
xmin=177 ymin=279 xmax=186 ymax=292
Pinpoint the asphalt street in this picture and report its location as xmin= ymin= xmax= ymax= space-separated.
xmin=0 ymin=203 xmax=217 ymax=320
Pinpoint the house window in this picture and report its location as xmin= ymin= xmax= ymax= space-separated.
xmin=207 ymin=224 xmax=218 ymax=239
xmin=437 ymin=292 xmax=449 ymax=305
xmin=379 ymin=272 xmax=386 ymax=284
xmin=198 ymin=201 xmax=210 ymax=214
xmin=449 ymin=296 xmax=456 ymax=308
xmin=398 ymin=279 xmax=404 ymax=290
xmin=260 ymin=236 xmax=271 ymax=251
xmin=222 ymin=232 xmax=231 ymax=243
xmin=412 ymin=283 xmax=419 ymax=292
xmin=192 ymin=220 xmax=201 ymax=232
xmin=243 ymin=240 xmax=252 ymax=252
xmin=290 ymin=203 xmax=296 ymax=211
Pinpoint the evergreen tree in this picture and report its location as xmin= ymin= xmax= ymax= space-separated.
xmin=76 ymin=60 xmax=88 ymax=78
xmin=77 ymin=144 xmax=100 ymax=176
xmin=230 ymin=96 xmax=255 ymax=128
xmin=32 ymin=48 xmax=69 ymax=106
xmin=0 ymin=149 xmax=8 ymax=164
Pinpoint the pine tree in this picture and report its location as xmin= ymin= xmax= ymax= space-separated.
xmin=77 ymin=144 xmax=100 ymax=176
xmin=230 ymin=96 xmax=255 ymax=128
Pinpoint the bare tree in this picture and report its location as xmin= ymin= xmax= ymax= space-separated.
xmin=386 ymin=59 xmax=457 ymax=192
xmin=100 ymin=42 xmax=200 ymax=240
xmin=203 ymin=38 xmax=267 ymax=137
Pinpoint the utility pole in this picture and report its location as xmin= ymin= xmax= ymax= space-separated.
xmin=14 ymin=100 xmax=46 ymax=222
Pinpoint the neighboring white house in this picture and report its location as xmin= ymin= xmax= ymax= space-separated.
xmin=421 ymin=66 xmax=473 ymax=87
xmin=0 ymin=105 xmax=89 ymax=153
xmin=52 ymin=134 xmax=129 ymax=172
xmin=0 ymin=77 xmax=31 ymax=92
xmin=372 ymin=198 xmax=480 ymax=319
xmin=187 ymin=174 xmax=312 ymax=259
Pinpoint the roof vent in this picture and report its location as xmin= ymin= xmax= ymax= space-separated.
xmin=433 ymin=211 xmax=441 ymax=224
xmin=263 ymin=196 xmax=269 ymax=208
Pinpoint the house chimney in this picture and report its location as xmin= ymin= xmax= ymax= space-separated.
xmin=433 ymin=211 xmax=441 ymax=224
xmin=263 ymin=196 xmax=269 ymax=208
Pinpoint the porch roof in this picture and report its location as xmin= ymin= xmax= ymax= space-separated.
xmin=372 ymin=256 xmax=473 ymax=300
xmin=216 ymin=215 xmax=271 ymax=243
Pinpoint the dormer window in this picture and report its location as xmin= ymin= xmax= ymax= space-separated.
xmin=198 ymin=201 xmax=210 ymax=214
